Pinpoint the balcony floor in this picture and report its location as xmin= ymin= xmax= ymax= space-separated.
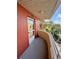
xmin=19 ymin=38 xmax=48 ymax=59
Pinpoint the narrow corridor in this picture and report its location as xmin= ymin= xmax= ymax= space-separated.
xmin=19 ymin=38 xmax=48 ymax=59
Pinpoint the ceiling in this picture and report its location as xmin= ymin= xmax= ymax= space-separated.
xmin=18 ymin=0 xmax=60 ymax=20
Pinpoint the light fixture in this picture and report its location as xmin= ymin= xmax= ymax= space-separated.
xmin=39 ymin=10 xmax=45 ymax=14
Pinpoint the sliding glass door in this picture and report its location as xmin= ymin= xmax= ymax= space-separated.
xmin=27 ymin=17 xmax=34 ymax=44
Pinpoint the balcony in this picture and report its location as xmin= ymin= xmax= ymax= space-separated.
xmin=19 ymin=30 xmax=61 ymax=59
xmin=17 ymin=0 xmax=61 ymax=59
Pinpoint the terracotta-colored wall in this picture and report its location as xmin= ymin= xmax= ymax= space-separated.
xmin=17 ymin=4 xmax=29 ymax=58
xmin=17 ymin=3 xmax=40 ymax=58
xmin=34 ymin=19 xmax=40 ymax=37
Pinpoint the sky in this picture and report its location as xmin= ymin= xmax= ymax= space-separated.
xmin=51 ymin=5 xmax=61 ymax=24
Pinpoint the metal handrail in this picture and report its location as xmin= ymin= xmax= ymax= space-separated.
xmin=52 ymin=33 xmax=61 ymax=59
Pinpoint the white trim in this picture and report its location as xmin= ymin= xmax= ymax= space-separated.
xmin=27 ymin=17 xmax=34 ymax=21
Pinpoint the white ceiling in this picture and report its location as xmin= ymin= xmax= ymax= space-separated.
xmin=18 ymin=0 xmax=60 ymax=20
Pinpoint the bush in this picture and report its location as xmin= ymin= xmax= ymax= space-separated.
xmin=51 ymin=28 xmax=61 ymax=44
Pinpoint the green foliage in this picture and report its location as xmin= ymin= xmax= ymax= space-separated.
xmin=51 ymin=24 xmax=61 ymax=44
xmin=45 ymin=23 xmax=52 ymax=32
xmin=44 ymin=22 xmax=61 ymax=44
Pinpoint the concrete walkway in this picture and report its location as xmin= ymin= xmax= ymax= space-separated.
xmin=19 ymin=38 xmax=48 ymax=59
